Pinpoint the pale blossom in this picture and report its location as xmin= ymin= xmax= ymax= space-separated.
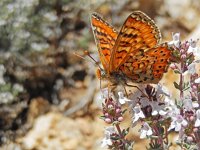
xmin=188 ymin=40 xmax=200 ymax=57
xmin=139 ymin=97 xmax=150 ymax=108
xmin=100 ymin=88 xmax=115 ymax=100
xmin=164 ymin=96 xmax=175 ymax=107
xmin=140 ymin=122 xmax=153 ymax=139
xmin=194 ymin=77 xmax=200 ymax=83
xmin=118 ymin=92 xmax=130 ymax=104
xmin=187 ymin=63 xmax=196 ymax=75
xmin=194 ymin=109 xmax=200 ymax=127
xmin=101 ymin=126 xmax=115 ymax=147
xmin=151 ymin=101 xmax=167 ymax=116
xmin=156 ymin=84 xmax=171 ymax=97
xmin=168 ymin=33 xmax=180 ymax=48
xmin=132 ymin=105 xmax=145 ymax=124
xmin=183 ymin=95 xmax=193 ymax=111
xmin=168 ymin=114 xmax=188 ymax=131
xmin=183 ymin=95 xmax=199 ymax=109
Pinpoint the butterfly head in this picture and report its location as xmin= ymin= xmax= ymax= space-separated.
xmin=96 ymin=68 xmax=107 ymax=80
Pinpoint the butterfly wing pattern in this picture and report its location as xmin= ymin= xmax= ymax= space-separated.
xmin=91 ymin=11 xmax=174 ymax=84
xmin=120 ymin=43 xmax=173 ymax=83
xmin=109 ymin=11 xmax=161 ymax=71
xmin=91 ymin=13 xmax=118 ymax=73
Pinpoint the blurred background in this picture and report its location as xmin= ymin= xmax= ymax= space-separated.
xmin=0 ymin=0 xmax=199 ymax=149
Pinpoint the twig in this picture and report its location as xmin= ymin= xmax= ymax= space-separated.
xmin=64 ymin=77 xmax=96 ymax=116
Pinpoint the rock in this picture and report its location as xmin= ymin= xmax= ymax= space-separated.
xmin=21 ymin=112 xmax=104 ymax=150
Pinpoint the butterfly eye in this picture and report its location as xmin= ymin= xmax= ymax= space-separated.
xmin=101 ymin=70 xmax=106 ymax=77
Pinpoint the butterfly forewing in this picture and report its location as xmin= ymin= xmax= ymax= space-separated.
xmin=91 ymin=13 xmax=118 ymax=72
xmin=109 ymin=11 xmax=162 ymax=72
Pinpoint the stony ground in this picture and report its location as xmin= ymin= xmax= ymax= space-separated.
xmin=0 ymin=0 xmax=200 ymax=149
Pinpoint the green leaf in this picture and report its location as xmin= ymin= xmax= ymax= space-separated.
xmin=99 ymin=116 xmax=105 ymax=120
xmin=183 ymin=86 xmax=190 ymax=91
xmin=173 ymin=82 xmax=180 ymax=90
xmin=122 ymin=128 xmax=130 ymax=136
xmin=173 ymin=69 xmax=181 ymax=74
xmin=183 ymin=82 xmax=190 ymax=91
xmin=122 ymin=109 xmax=127 ymax=114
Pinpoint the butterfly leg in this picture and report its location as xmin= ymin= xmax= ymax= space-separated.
xmin=123 ymin=86 xmax=128 ymax=97
xmin=106 ymin=82 xmax=116 ymax=98
xmin=125 ymin=83 xmax=148 ymax=98
xmin=109 ymin=83 xmax=117 ymax=93
xmin=110 ymin=84 xmax=128 ymax=97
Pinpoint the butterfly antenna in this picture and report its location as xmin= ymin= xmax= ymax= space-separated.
xmin=73 ymin=52 xmax=86 ymax=60
xmin=84 ymin=51 xmax=105 ymax=91
xmin=73 ymin=51 xmax=101 ymax=69
xmin=74 ymin=51 xmax=103 ymax=90
xmin=84 ymin=50 xmax=103 ymax=71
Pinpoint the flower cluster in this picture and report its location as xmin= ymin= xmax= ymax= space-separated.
xmin=169 ymin=33 xmax=200 ymax=148
xmin=102 ymin=98 xmax=124 ymax=124
xmin=101 ymin=97 xmax=133 ymax=149
xmin=100 ymin=33 xmax=200 ymax=150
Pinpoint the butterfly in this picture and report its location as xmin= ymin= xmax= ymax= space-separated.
xmin=91 ymin=11 xmax=174 ymax=86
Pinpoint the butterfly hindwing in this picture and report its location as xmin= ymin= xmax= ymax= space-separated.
xmin=119 ymin=43 xmax=173 ymax=83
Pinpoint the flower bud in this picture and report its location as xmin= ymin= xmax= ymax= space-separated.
xmin=118 ymin=116 xmax=123 ymax=122
xmin=189 ymin=116 xmax=194 ymax=121
xmin=181 ymin=54 xmax=186 ymax=59
xmin=192 ymin=85 xmax=197 ymax=90
xmin=170 ymin=64 xmax=177 ymax=70
xmin=186 ymin=136 xmax=193 ymax=142
xmin=180 ymin=49 xmax=185 ymax=54
xmin=108 ymin=104 xmax=114 ymax=109
xmin=193 ymin=127 xmax=198 ymax=132
xmin=116 ymin=108 xmax=121 ymax=113
xmin=105 ymin=113 xmax=109 ymax=117
xmin=105 ymin=118 xmax=112 ymax=124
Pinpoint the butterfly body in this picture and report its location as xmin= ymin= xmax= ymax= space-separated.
xmin=97 ymin=68 xmax=128 ymax=85
xmin=91 ymin=11 xmax=174 ymax=85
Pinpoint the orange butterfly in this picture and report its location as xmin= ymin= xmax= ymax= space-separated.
xmin=91 ymin=11 xmax=174 ymax=86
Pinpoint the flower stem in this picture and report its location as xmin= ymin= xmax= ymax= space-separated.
xmin=115 ymin=123 xmax=127 ymax=148
xmin=115 ymin=123 xmax=123 ymax=139
xmin=180 ymin=61 xmax=184 ymax=101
